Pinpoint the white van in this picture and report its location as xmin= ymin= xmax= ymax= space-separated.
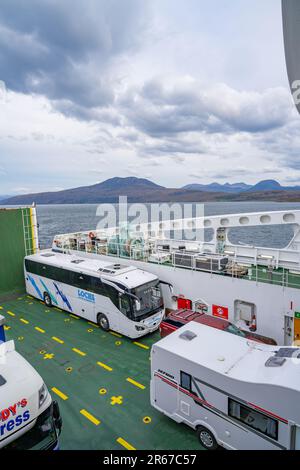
xmin=0 ymin=338 xmax=62 ymax=450
xmin=24 ymin=251 xmax=165 ymax=339
xmin=151 ymin=322 xmax=300 ymax=450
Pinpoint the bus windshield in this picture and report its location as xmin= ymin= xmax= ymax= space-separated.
xmin=131 ymin=281 xmax=163 ymax=319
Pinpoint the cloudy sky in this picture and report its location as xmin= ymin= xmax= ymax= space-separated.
xmin=0 ymin=0 xmax=299 ymax=195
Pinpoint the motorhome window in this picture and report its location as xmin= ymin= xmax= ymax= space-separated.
xmin=180 ymin=371 xmax=192 ymax=392
xmin=228 ymin=399 xmax=278 ymax=440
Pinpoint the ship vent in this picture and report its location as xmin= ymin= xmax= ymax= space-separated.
xmin=0 ymin=375 xmax=7 ymax=386
xmin=179 ymin=330 xmax=197 ymax=341
xmin=265 ymin=357 xmax=286 ymax=368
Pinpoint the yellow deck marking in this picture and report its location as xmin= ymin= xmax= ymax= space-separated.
xmin=52 ymin=336 xmax=64 ymax=344
xmin=4 ymin=326 xmax=11 ymax=331
xmin=117 ymin=437 xmax=136 ymax=450
xmin=54 ymin=308 xmax=63 ymax=312
xmin=70 ymin=314 xmax=79 ymax=320
xmin=133 ymin=341 xmax=149 ymax=350
xmin=44 ymin=353 xmax=54 ymax=360
xmin=126 ymin=378 xmax=146 ymax=390
xmin=0 ymin=306 xmax=3 ymax=310
xmin=51 ymin=387 xmax=68 ymax=401
xmin=111 ymin=396 xmax=123 ymax=405
xmin=88 ymin=321 xmax=99 ymax=328
xmin=27 ymin=295 xmax=33 ymax=299
xmin=80 ymin=409 xmax=100 ymax=426
xmin=97 ymin=361 xmax=113 ymax=372
xmin=7 ymin=311 xmax=15 ymax=317
xmin=20 ymin=318 xmax=29 ymax=325
xmin=35 ymin=327 xmax=45 ymax=333
xmin=72 ymin=348 xmax=86 ymax=357
xmin=110 ymin=331 xmax=122 ymax=338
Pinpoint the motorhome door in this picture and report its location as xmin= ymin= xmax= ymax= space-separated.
xmin=294 ymin=425 xmax=300 ymax=450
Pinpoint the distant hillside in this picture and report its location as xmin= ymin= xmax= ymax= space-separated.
xmin=245 ymin=180 xmax=283 ymax=192
xmin=183 ymin=182 xmax=251 ymax=193
xmin=3 ymin=177 xmax=300 ymax=205
xmin=1 ymin=177 xmax=224 ymax=205
xmin=183 ymin=179 xmax=300 ymax=193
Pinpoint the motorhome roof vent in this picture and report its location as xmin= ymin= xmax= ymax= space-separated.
xmin=275 ymin=348 xmax=300 ymax=359
xmin=265 ymin=357 xmax=286 ymax=368
xmin=0 ymin=375 xmax=6 ymax=386
xmin=71 ymin=259 xmax=85 ymax=264
xmin=41 ymin=253 xmax=55 ymax=258
xmin=179 ymin=330 xmax=197 ymax=341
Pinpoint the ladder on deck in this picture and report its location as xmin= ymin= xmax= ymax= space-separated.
xmin=22 ymin=208 xmax=38 ymax=256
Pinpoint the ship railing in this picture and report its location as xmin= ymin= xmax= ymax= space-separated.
xmin=56 ymin=238 xmax=300 ymax=290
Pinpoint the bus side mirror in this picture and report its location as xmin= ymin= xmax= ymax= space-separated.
xmin=135 ymin=300 xmax=141 ymax=311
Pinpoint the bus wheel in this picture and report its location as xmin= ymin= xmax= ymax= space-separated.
xmin=44 ymin=292 xmax=52 ymax=308
xmin=196 ymin=426 xmax=218 ymax=450
xmin=97 ymin=314 xmax=109 ymax=331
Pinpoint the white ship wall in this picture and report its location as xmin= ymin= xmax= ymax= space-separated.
xmin=93 ymin=253 xmax=299 ymax=345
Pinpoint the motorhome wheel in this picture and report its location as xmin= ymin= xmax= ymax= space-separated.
xmin=196 ymin=426 xmax=218 ymax=450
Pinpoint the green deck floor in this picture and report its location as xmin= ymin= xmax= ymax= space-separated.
xmin=0 ymin=295 xmax=202 ymax=451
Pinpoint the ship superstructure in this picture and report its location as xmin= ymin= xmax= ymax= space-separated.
xmin=52 ymin=209 xmax=300 ymax=345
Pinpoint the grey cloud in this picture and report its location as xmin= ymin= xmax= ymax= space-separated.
xmin=0 ymin=0 xmax=151 ymax=117
xmin=120 ymin=79 xmax=293 ymax=137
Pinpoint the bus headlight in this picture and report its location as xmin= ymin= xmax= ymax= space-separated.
xmin=135 ymin=325 xmax=146 ymax=331
xmin=39 ymin=383 xmax=49 ymax=408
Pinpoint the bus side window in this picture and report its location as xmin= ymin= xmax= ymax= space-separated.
xmin=104 ymin=285 xmax=119 ymax=308
xmin=71 ymin=273 xmax=92 ymax=291
xmin=90 ymin=277 xmax=106 ymax=296
xmin=119 ymin=295 xmax=132 ymax=317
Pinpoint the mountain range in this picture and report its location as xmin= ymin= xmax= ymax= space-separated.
xmin=2 ymin=178 xmax=300 ymax=205
xmin=0 ymin=195 xmax=14 ymax=202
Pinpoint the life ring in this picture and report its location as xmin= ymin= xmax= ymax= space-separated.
xmin=89 ymin=232 xmax=96 ymax=239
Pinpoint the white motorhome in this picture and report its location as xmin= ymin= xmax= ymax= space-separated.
xmin=0 ymin=336 xmax=62 ymax=450
xmin=24 ymin=251 xmax=165 ymax=339
xmin=151 ymin=322 xmax=300 ymax=450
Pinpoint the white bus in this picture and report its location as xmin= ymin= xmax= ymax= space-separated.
xmin=151 ymin=321 xmax=300 ymax=450
xmin=24 ymin=251 xmax=165 ymax=338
